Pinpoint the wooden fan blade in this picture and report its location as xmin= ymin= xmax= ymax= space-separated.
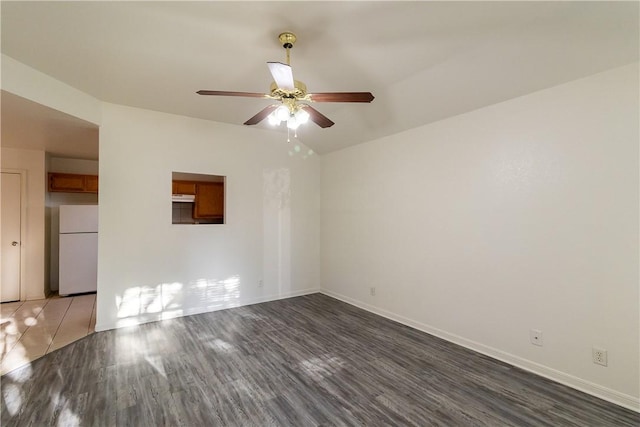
xmin=244 ymin=105 xmax=278 ymax=126
xmin=267 ymin=62 xmax=295 ymax=90
xmin=197 ymin=90 xmax=268 ymax=98
xmin=308 ymin=92 xmax=375 ymax=103
xmin=303 ymin=105 xmax=335 ymax=128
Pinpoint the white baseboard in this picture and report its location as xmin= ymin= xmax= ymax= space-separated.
xmin=95 ymin=287 xmax=320 ymax=332
xmin=320 ymin=289 xmax=640 ymax=413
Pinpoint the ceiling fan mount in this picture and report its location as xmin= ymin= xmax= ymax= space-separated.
xmin=197 ymin=32 xmax=374 ymax=129
xmin=278 ymin=32 xmax=297 ymax=50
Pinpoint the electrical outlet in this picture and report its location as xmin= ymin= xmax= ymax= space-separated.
xmin=258 ymin=279 xmax=263 ymax=288
xmin=530 ymin=329 xmax=543 ymax=346
xmin=593 ymin=348 xmax=608 ymax=366
xmin=370 ymin=287 xmax=376 ymax=296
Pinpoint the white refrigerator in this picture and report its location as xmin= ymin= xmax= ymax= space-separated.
xmin=59 ymin=205 xmax=98 ymax=296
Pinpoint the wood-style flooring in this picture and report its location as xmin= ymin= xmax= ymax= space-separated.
xmin=1 ymin=294 xmax=638 ymax=426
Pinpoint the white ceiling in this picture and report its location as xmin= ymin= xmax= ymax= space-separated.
xmin=1 ymin=1 xmax=638 ymax=156
xmin=1 ymin=90 xmax=99 ymax=159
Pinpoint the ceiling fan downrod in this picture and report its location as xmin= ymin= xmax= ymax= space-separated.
xmin=278 ymin=32 xmax=297 ymax=65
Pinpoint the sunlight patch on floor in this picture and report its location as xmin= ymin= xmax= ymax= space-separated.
xmin=207 ymin=338 xmax=236 ymax=353
xmin=300 ymin=355 xmax=346 ymax=381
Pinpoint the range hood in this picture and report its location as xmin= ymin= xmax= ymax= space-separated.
xmin=172 ymin=194 xmax=195 ymax=203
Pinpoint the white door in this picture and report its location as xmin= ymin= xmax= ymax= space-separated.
xmin=1 ymin=172 xmax=22 ymax=302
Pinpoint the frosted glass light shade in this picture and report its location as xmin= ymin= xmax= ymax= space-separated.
xmin=275 ymin=105 xmax=290 ymax=122
xmin=295 ymin=108 xmax=310 ymax=124
xmin=287 ymin=116 xmax=300 ymax=130
xmin=268 ymin=114 xmax=281 ymax=126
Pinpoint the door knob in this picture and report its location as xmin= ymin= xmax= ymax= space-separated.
xmin=11 ymin=241 xmax=18 ymax=246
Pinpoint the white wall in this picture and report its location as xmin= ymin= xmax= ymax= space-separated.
xmin=96 ymin=103 xmax=320 ymax=331
xmin=1 ymin=147 xmax=47 ymax=300
xmin=46 ymin=157 xmax=99 ymax=290
xmin=321 ymin=63 xmax=639 ymax=409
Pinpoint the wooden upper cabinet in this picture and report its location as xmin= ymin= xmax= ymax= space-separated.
xmin=194 ymin=182 xmax=224 ymax=219
xmin=172 ymin=181 xmax=197 ymax=195
xmin=48 ymin=173 xmax=98 ymax=193
xmin=84 ymin=175 xmax=99 ymax=193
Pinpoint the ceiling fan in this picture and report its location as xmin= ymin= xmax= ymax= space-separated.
xmin=197 ymin=32 xmax=374 ymax=130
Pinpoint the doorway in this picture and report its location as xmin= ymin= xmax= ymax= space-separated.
xmin=1 ymin=171 xmax=25 ymax=302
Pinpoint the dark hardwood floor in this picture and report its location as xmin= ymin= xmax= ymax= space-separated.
xmin=1 ymin=293 xmax=638 ymax=426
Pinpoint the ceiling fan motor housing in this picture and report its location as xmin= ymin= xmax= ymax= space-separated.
xmin=269 ymin=80 xmax=308 ymax=101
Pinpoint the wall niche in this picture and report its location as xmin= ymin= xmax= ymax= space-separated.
xmin=172 ymin=171 xmax=225 ymax=225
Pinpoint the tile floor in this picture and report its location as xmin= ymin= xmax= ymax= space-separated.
xmin=0 ymin=293 xmax=96 ymax=375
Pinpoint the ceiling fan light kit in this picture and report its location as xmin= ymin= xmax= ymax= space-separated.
xmin=197 ymin=32 xmax=374 ymax=138
xmin=268 ymin=104 xmax=310 ymax=129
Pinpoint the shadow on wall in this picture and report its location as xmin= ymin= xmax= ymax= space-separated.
xmin=112 ymin=167 xmax=297 ymax=329
xmin=115 ymin=275 xmax=241 ymax=329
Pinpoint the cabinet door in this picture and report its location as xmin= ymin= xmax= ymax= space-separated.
xmin=48 ymin=173 xmax=99 ymax=193
xmin=85 ymin=175 xmax=99 ymax=193
xmin=173 ymin=181 xmax=197 ymax=195
xmin=194 ymin=182 xmax=224 ymax=218
xmin=49 ymin=173 xmax=86 ymax=192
